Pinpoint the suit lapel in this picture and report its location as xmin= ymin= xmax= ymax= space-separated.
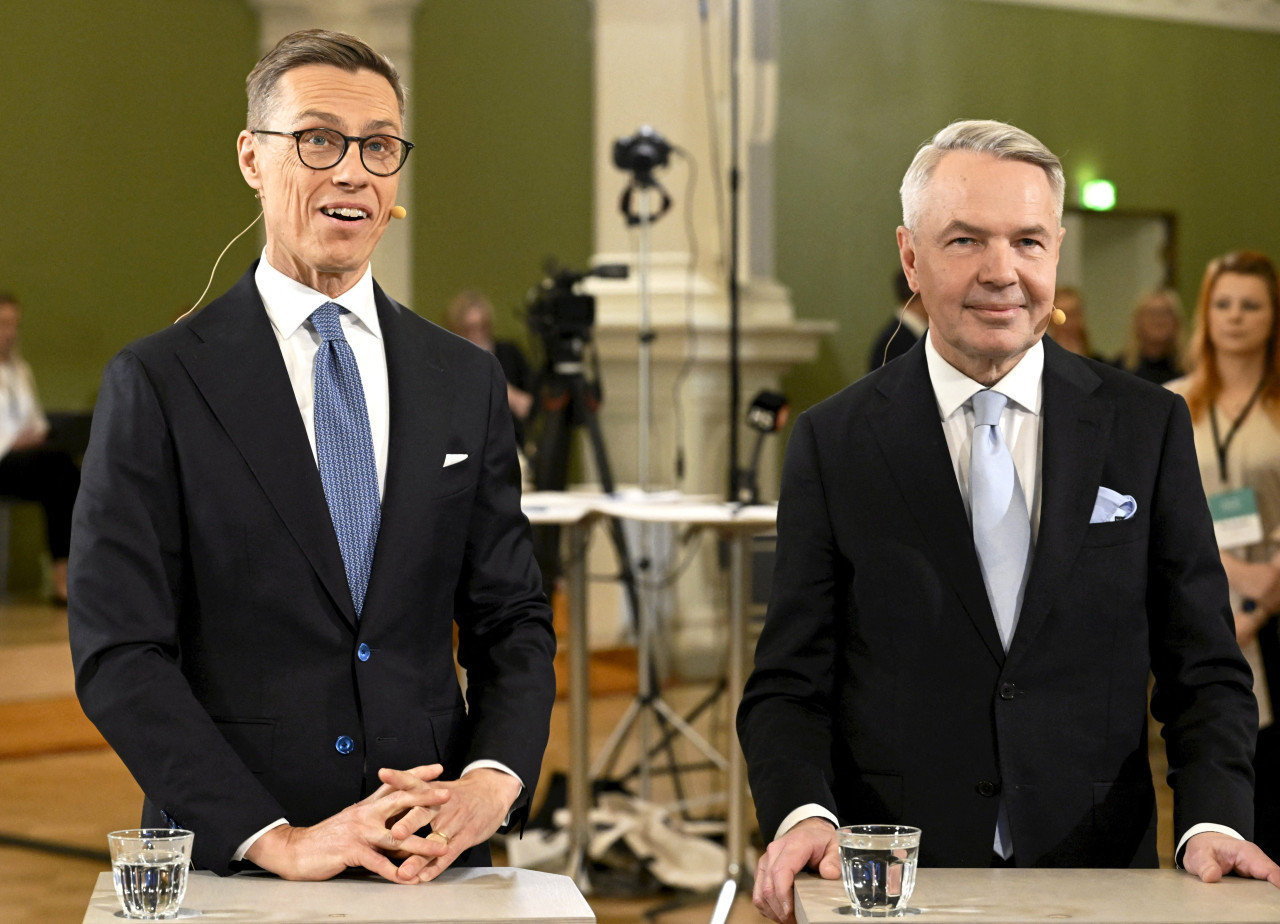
xmin=175 ymin=266 xmax=357 ymax=627
xmin=360 ymin=285 xmax=449 ymax=618
xmin=1009 ymin=340 xmax=1112 ymax=662
xmin=868 ymin=344 xmax=1006 ymax=665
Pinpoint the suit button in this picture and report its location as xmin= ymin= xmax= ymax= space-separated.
xmin=999 ymin=683 xmax=1016 ymax=700
xmin=976 ymin=780 xmax=1000 ymax=797
xmin=335 ymin=735 xmax=354 ymax=755
xmin=357 ymin=643 xmax=371 ymax=662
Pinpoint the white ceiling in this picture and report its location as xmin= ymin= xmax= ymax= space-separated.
xmin=976 ymin=0 xmax=1280 ymax=33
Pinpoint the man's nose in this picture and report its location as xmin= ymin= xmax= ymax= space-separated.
xmin=331 ymin=141 xmax=368 ymax=183
xmin=979 ymin=241 xmax=1018 ymax=285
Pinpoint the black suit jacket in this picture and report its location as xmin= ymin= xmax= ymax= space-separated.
xmin=737 ymin=337 xmax=1257 ymax=867
xmin=69 ymin=266 xmax=556 ymax=873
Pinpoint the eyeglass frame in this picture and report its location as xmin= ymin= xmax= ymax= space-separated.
xmin=250 ymin=128 xmax=415 ymax=177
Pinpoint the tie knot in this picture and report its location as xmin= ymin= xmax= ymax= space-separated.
xmin=311 ymin=302 xmax=345 ymax=342
xmin=972 ymin=389 xmax=1008 ymax=428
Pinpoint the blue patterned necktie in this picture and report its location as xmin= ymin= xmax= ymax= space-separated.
xmin=311 ymin=301 xmax=380 ymax=617
xmin=968 ymin=388 xmax=1031 ymax=861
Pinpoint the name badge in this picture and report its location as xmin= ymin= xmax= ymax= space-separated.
xmin=1208 ymin=487 xmax=1265 ymax=550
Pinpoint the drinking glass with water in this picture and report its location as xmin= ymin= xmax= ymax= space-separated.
xmin=837 ymin=824 xmax=921 ymax=917
xmin=107 ymin=828 xmax=194 ymax=920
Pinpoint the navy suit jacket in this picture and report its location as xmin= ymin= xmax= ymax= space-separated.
xmin=738 ymin=337 xmax=1257 ymax=867
xmin=70 ymin=265 xmax=556 ymax=873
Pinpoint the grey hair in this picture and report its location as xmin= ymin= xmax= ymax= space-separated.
xmin=899 ymin=120 xmax=1064 ymax=231
xmin=246 ymin=29 xmax=406 ymax=130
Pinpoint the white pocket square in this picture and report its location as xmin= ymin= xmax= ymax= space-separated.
xmin=443 ymin=453 xmax=468 ymax=468
xmin=1090 ymin=486 xmax=1137 ymax=523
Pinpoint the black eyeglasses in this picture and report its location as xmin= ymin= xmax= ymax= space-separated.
xmin=252 ymin=128 xmax=414 ymax=177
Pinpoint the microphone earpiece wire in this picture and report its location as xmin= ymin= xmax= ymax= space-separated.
xmin=177 ymin=210 xmax=264 ymax=323
xmin=881 ymin=290 xmax=920 ymax=369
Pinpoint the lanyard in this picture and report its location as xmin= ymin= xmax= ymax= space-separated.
xmin=1209 ymin=382 xmax=1265 ymax=483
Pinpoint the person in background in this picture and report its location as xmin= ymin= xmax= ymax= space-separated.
xmin=1166 ymin=250 xmax=1280 ymax=859
xmin=1118 ymin=288 xmax=1184 ymax=385
xmin=867 ymin=270 xmax=928 ymax=371
xmin=446 ymin=290 xmax=535 ymax=448
xmin=1049 ymin=285 xmax=1105 ymax=360
xmin=0 ymin=292 xmax=79 ymax=604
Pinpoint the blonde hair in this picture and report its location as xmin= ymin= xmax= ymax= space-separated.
xmin=1121 ymin=288 xmax=1183 ymax=373
xmin=445 ymin=289 xmax=494 ymax=335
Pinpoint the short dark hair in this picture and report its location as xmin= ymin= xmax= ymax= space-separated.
xmin=0 ymin=291 xmax=19 ymax=309
xmin=246 ymin=29 xmax=405 ymax=129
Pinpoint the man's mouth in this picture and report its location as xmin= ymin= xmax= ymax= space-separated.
xmin=322 ymin=207 xmax=369 ymax=222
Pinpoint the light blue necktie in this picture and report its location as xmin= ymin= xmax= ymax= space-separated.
xmin=969 ymin=389 xmax=1031 ymax=860
xmin=312 ymin=302 xmax=380 ymax=617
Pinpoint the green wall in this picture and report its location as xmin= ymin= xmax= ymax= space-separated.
xmin=6 ymin=1 xmax=1280 ymax=583
xmin=412 ymin=0 xmax=594 ymax=345
xmin=2 ymin=0 xmax=259 ymax=410
xmin=776 ymin=0 xmax=1280 ymax=416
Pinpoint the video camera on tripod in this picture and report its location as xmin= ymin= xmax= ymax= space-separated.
xmin=526 ymin=263 xmax=629 ymax=373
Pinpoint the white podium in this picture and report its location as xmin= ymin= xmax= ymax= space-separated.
xmin=794 ymin=868 xmax=1280 ymax=923
xmin=83 ymin=867 xmax=594 ymax=923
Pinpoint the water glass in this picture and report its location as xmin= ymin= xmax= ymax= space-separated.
xmin=107 ymin=828 xmax=193 ymax=920
xmin=837 ymin=824 xmax=921 ymax=917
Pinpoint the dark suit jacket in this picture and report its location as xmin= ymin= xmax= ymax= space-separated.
xmin=69 ymin=265 xmax=556 ymax=874
xmin=737 ymin=337 xmax=1257 ymax=868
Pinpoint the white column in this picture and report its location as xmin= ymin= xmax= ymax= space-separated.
xmin=589 ymin=0 xmax=833 ymax=675
xmin=246 ymin=0 xmax=421 ymax=306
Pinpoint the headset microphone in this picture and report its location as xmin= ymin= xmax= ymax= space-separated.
xmin=1051 ymin=306 xmax=1067 ymax=325
xmin=390 ymin=205 xmax=407 ymax=219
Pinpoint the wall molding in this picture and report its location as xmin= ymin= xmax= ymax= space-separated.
xmin=976 ymin=0 xmax=1280 ymax=33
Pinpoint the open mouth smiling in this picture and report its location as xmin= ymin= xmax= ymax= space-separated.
xmin=322 ymin=207 xmax=369 ymax=222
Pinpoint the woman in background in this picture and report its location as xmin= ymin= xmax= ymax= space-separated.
xmin=1166 ymin=250 xmax=1280 ymax=856
xmin=1118 ymin=288 xmax=1183 ymax=384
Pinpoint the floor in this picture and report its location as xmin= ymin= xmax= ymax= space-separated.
xmin=0 ymin=599 xmax=1174 ymax=923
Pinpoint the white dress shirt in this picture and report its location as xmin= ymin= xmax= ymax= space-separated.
xmin=0 ymin=357 xmax=48 ymax=458
xmin=777 ymin=336 xmax=1239 ymax=864
xmin=233 ymin=253 xmax=520 ymax=862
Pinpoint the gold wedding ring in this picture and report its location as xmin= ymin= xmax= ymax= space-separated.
xmin=427 ymin=830 xmax=450 ymax=845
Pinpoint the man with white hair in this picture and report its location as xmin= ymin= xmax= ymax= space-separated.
xmin=738 ymin=119 xmax=1279 ymax=924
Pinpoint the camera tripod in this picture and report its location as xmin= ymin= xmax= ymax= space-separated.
xmin=532 ymin=347 xmax=725 ymax=816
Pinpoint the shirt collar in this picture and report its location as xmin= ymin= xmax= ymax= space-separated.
xmin=924 ymin=333 xmax=1044 ymax=420
xmin=255 ymin=251 xmax=382 ymax=341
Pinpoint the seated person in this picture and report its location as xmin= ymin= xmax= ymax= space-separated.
xmin=0 ymin=292 xmax=80 ymax=603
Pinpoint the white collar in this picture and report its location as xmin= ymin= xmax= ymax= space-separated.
xmin=254 ymin=252 xmax=382 ymax=341
xmin=924 ymin=334 xmax=1044 ymax=420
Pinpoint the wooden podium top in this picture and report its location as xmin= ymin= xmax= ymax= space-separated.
xmin=795 ymin=868 xmax=1280 ymax=923
xmin=82 ymin=867 xmax=595 ymax=923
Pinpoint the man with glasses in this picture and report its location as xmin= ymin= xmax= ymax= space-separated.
xmin=69 ymin=30 xmax=555 ymax=884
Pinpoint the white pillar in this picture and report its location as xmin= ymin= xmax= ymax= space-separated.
xmin=246 ymin=0 xmax=421 ymax=306
xmin=589 ymin=0 xmax=833 ymax=675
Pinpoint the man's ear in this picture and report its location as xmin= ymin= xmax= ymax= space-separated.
xmin=237 ymin=131 xmax=263 ymax=192
xmin=896 ymin=226 xmax=919 ymax=293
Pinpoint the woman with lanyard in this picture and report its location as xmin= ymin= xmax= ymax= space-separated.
xmin=1167 ymin=250 xmax=1280 ymax=857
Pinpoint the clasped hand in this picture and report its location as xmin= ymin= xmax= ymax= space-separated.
xmin=244 ymin=763 xmax=520 ymax=884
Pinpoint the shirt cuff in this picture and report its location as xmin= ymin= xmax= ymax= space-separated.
xmin=232 ymin=818 xmax=289 ymax=862
xmin=1174 ymin=823 xmax=1245 ymax=868
xmin=460 ymin=760 xmax=525 ymax=827
xmin=774 ymin=804 xmax=839 ymax=842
